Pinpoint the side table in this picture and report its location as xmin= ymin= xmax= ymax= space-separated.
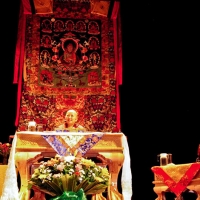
xmin=151 ymin=163 xmax=200 ymax=200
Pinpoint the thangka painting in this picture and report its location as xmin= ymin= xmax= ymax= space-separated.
xmin=25 ymin=13 xmax=111 ymax=96
xmin=17 ymin=1 xmax=119 ymax=132
xmin=40 ymin=18 xmax=102 ymax=88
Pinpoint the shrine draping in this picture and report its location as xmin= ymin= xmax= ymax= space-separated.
xmin=13 ymin=0 xmax=123 ymax=133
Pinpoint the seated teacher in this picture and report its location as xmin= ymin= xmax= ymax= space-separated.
xmin=55 ymin=109 xmax=86 ymax=132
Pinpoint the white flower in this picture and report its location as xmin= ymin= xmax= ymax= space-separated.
xmin=53 ymin=174 xmax=61 ymax=178
xmin=63 ymin=155 xmax=75 ymax=162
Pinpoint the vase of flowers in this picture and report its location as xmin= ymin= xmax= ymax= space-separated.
xmin=0 ymin=142 xmax=11 ymax=165
xmin=28 ymin=155 xmax=110 ymax=200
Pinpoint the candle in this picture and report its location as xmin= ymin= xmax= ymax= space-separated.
xmin=28 ymin=121 xmax=36 ymax=126
xmin=28 ymin=121 xmax=36 ymax=131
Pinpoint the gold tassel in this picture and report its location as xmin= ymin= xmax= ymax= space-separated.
xmin=108 ymin=187 xmax=123 ymax=200
xmin=91 ymin=193 xmax=107 ymax=200
xmin=107 ymin=174 xmax=123 ymax=200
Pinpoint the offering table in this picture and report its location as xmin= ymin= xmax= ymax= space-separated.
xmin=151 ymin=163 xmax=200 ymax=200
xmin=12 ymin=131 xmax=129 ymax=200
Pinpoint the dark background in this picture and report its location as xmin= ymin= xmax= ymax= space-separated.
xmin=1 ymin=1 xmax=199 ymax=199
xmin=119 ymin=1 xmax=199 ymax=199
xmin=1 ymin=0 xmax=20 ymax=140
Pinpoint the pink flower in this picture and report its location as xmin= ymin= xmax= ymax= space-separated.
xmin=75 ymin=164 xmax=82 ymax=171
xmin=57 ymin=163 xmax=65 ymax=171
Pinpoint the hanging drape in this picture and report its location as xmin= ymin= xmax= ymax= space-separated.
xmin=13 ymin=0 xmax=123 ymax=131
xmin=13 ymin=0 xmax=29 ymax=126
xmin=111 ymin=1 xmax=122 ymax=131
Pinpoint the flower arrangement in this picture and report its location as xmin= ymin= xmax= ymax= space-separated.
xmin=0 ymin=142 xmax=11 ymax=164
xmin=28 ymin=155 xmax=110 ymax=199
xmin=0 ymin=142 xmax=11 ymax=156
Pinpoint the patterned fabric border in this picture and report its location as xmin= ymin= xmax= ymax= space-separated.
xmin=42 ymin=132 xmax=104 ymax=156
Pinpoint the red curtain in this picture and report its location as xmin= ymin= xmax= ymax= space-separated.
xmin=111 ymin=1 xmax=122 ymax=131
xmin=13 ymin=0 xmax=28 ymax=126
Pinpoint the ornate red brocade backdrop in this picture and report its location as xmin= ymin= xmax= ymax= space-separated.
xmin=13 ymin=0 xmax=122 ymax=133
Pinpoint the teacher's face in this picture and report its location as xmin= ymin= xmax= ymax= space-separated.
xmin=65 ymin=110 xmax=77 ymax=126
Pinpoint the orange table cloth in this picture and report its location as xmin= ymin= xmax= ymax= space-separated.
xmin=151 ymin=163 xmax=200 ymax=197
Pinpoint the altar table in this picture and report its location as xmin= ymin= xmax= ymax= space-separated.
xmin=0 ymin=132 xmax=132 ymax=200
xmin=151 ymin=163 xmax=200 ymax=200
